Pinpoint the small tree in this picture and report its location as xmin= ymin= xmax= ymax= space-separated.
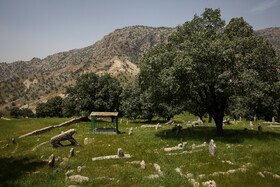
xmin=10 ymin=107 xmax=22 ymax=118
xmin=21 ymin=108 xmax=34 ymax=118
xmin=64 ymin=73 xmax=122 ymax=116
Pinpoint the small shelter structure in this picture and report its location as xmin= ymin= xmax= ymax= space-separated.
xmin=90 ymin=112 xmax=119 ymax=133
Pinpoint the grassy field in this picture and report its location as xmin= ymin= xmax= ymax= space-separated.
xmin=1 ymin=113 xmax=280 ymax=186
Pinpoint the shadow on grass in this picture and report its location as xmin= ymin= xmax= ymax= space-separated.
xmin=0 ymin=156 xmax=45 ymax=186
xmin=155 ymin=126 xmax=280 ymax=144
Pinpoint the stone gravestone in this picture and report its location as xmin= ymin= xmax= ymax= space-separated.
xmin=128 ymin=127 xmax=133 ymax=135
xmin=258 ymin=123 xmax=263 ymax=134
xmin=69 ymin=148 xmax=74 ymax=158
xmin=209 ymin=139 xmax=216 ymax=156
xmin=117 ymin=148 xmax=124 ymax=157
xmin=250 ymin=121 xmax=254 ymax=130
xmin=48 ymin=154 xmax=55 ymax=167
xmin=272 ymin=117 xmax=275 ymax=124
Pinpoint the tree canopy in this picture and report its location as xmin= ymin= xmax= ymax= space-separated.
xmin=138 ymin=8 xmax=280 ymax=136
xmin=64 ymin=73 xmax=122 ymax=116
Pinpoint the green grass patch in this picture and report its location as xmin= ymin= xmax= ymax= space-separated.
xmin=1 ymin=114 xmax=280 ymax=186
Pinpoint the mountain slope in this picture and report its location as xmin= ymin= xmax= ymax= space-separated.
xmin=0 ymin=26 xmax=176 ymax=111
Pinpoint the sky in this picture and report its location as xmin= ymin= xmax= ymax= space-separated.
xmin=0 ymin=0 xmax=280 ymax=63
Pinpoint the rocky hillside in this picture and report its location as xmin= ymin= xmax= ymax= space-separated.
xmin=255 ymin=27 xmax=280 ymax=53
xmin=0 ymin=26 xmax=175 ymax=111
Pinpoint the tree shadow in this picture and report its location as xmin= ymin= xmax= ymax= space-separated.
xmin=155 ymin=126 xmax=280 ymax=144
xmin=0 ymin=156 xmax=46 ymax=186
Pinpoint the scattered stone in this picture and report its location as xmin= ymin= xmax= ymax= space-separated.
xmin=209 ymin=139 xmax=216 ymax=156
xmin=118 ymin=148 xmax=124 ymax=157
xmin=272 ymin=117 xmax=275 ymax=123
xmin=50 ymin=129 xmax=79 ymax=148
xmin=155 ymin=123 xmax=160 ymax=130
xmin=68 ymin=175 xmax=89 ymax=183
xmin=186 ymin=173 xmax=194 ymax=178
xmin=223 ymin=118 xmax=230 ymax=125
xmin=264 ymin=171 xmax=273 ymax=175
xmin=202 ymin=180 xmax=216 ymax=187
xmin=12 ymin=138 xmax=15 ymax=144
xmin=32 ymin=171 xmax=40 ymax=174
xmin=165 ymin=120 xmax=174 ymax=125
xmin=198 ymin=174 xmax=206 ymax=179
xmin=48 ymin=154 xmax=55 ymax=167
xmin=65 ymin=169 xmax=74 ymax=177
xmin=77 ymin=166 xmax=86 ymax=173
xmin=126 ymin=121 xmax=129 ymax=125
xmin=2 ymin=144 xmax=9 ymax=149
xmin=92 ymin=151 xmax=131 ymax=161
xmin=127 ymin=161 xmax=141 ymax=164
xmin=254 ymin=116 xmax=257 ymax=122
xmin=68 ymin=185 xmax=82 ymax=187
xmin=192 ymin=118 xmax=203 ymax=126
xmin=250 ymin=121 xmax=254 ymax=130
xmin=41 ymin=155 xmax=45 ymax=159
xmin=258 ymin=123 xmax=263 ymax=134
xmin=32 ymin=141 xmax=49 ymax=152
xmin=140 ymin=160 xmax=146 ymax=169
xmin=226 ymin=144 xmax=231 ymax=149
xmin=154 ymin=163 xmax=163 ymax=176
xmin=164 ymin=142 xmax=187 ymax=152
xmin=108 ymin=144 xmax=111 ymax=147
xmin=193 ymin=142 xmax=207 ymax=149
xmin=273 ymin=174 xmax=280 ymax=179
xmin=257 ymin=171 xmax=265 ymax=178
xmin=189 ymin=178 xmax=200 ymax=187
xmin=84 ymin=138 xmax=88 ymax=145
xmin=128 ymin=127 xmax=133 ymax=135
xmin=69 ymin=148 xmax=74 ymax=157
xmin=146 ymin=174 xmax=159 ymax=179
xmin=141 ymin=125 xmax=162 ymax=128
xmin=240 ymin=117 xmax=242 ymax=122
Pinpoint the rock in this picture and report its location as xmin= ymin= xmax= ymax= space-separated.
xmin=65 ymin=169 xmax=74 ymax=176
xmin=69 ymin=148 xmax=74 ymax=158
xmin=68 ymin=185 xmax=82 ymax=187
xmin=165 ymin=120 xmax=174 ymax=125
xmin=146 ymin=174 xmax=159 ymax=179
xmin=128 ymin=127 xmax=133 ymax=135
xmin=84 ymin=138 xmax=88 ymax=145
xmin=202 ymin=180 xmax=216 ymax=187
xmin=198 ymin=174 xmax=206 ymax=179
xmin=117 ymin=148 xmax=124 ymax=157
xmin=250 ymin=121 xmax=254 ymax=130
xmin=192 ymin=118 xmax=203 ymax=126
xmin=77 ymin=166 xmax=86 ymax=173
xmin=12 ymin=138 xmax=15 ymax=144
xmin=2 ymin=144 xmax=9 ymax=149
xmin=155 ymin=123 xmax=160 ymax=130
xmin=186 ymin=173 xmax=194 ymax=178
xmin=154 ymin=163 xmax=163 ymax=176
xmin=223 ymin=118 xmax=230 ymax=125
xmin=140 ymin=160 xmax=146 ymax=169
xmin=50 ymin=129 xmax=79 ymax=148
xmin=272 ymin=117 xmax=275 ymax=123
xmin=68 ymin=175 xmax=89 ymax=183
xmin=126 ymin=121 xmax=129 ymax=125
xmin=273 ymin=174 xmax=280 ymax=179
xmin=189 ymin=178 xmax=200 ymax=187
xmin=209 ymin=139 xmax=216 ymax=156
xmin=257 ymin=171 xmax=265 ymax=178
xmin=48 ymin=154 xmax=55 ymax=167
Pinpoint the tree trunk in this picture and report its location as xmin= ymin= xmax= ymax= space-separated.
xmin=208 ymin=115 xmax=212 ymax=123
xmin=213 ymin=115 xmax=224 ymax=136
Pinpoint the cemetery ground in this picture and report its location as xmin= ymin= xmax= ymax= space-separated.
xmin=0 ymin=114 xmax=280 ymax=186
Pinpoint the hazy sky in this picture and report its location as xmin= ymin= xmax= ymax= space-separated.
xmin=0 ymin=0 xmax=279 ymax=63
